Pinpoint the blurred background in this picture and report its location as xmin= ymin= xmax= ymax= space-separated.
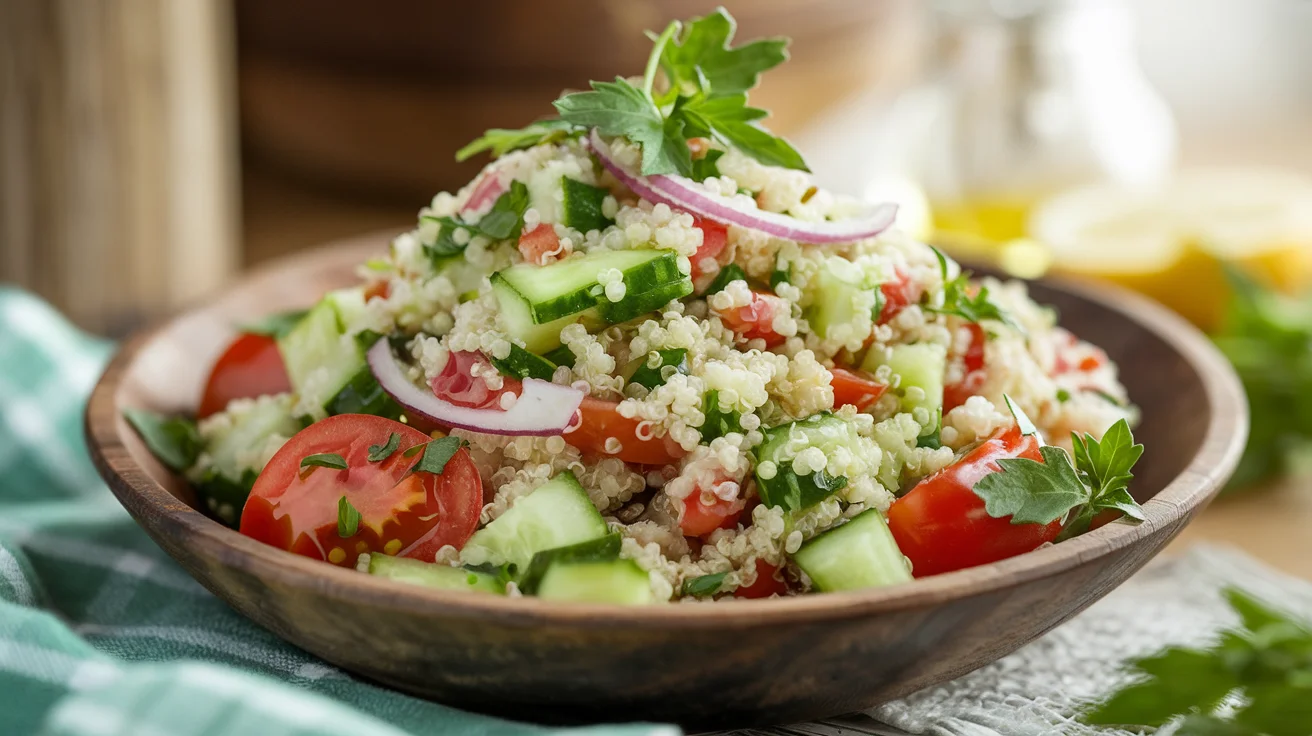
xmin=3 ymin=0 xmax=1312 ymax=573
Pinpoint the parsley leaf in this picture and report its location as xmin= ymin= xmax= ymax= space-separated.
xmin=123 ymin=409 xmax=202 ymax=472
xmin=421 ymin=180 xmax=531 ymax=260
xmin=926 ymin=246 xmax=1020 ymax=330
xmin=556 ymin=78 xmax=693 ymax=177
xmin=300 ymin=453 xmax=348 ymax=472
xmin=238 ymin=308 xmax=308 ymax=339
xmin=337 ymin=496 xmax=361 ymax=538
xmin=456 ymin=119 xmax=577 ymax=162
xmin=679 ymin=94 xmax=807 ymax=170
xmin=682 ymin=572 xmax=728 ymax=598
xmin=1084 ymin=588 xmax=1312 ymax=733
xmin=659 ymin=8 xmax=788 ymax=98
xmin=410 ymin=436 xmax=465 ymax=476
xmin=690 ymin=148 xmax=725 ymax=182
xmin=367 ymin=432 xmax=401 ymax=463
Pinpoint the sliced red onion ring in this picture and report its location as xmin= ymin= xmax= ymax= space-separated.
xmin=460 ymin=166 xmax=509 ymax=216
xmin=589 ymin=129 xmax=898 ymax=245
xmin=367 ymin=339 xmax=583 ymax=436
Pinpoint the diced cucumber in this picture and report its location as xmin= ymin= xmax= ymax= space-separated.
xmin=700 ymin=389 xmax=742 ymax=442
xmin=863 ymin=343 xmax=946 ymax=418
xmin=367 ymin=555 xmax=505 ymax=594
xmin=493 ymin=277 xmax=600 ymax=353
xmin=461 ymin=471 xmax=609 ymax=571
xmin=429 ymin=253 xmax=487 ymax=295
xmin=489 ymin=343 xmax=559 ymax=381
xmin=594 ymin=276 xmax=692 ymax=324
xmin=621 ymin=348 xmax=689 ymax=391
xmin=277 ymin=288 xmax=369 ymax=405
xmin=494 ymin=248 xmax=685 ymax=324
xmin=536 ymin=559 xmax=655 ymax=605
xmin=194 ymin=468 xmax=257 ymax=529
xmin=793 ymin=509 xmax=912 ymax=591
xmin=518 ymin=533 xmax=621 ymax=595
xmin=805 ymin=256 xmax=876 ymax=341
xmin=542 ymin=344 xmax=575 ymax=368
xmin=325 ymin=365 xmax=403 ymax=419
xmin=754 ymin=413 xmax=856 ymax=511
xmin=561 ymin=177 xmax=613 ymax=233
xmin=203 ymin=394 xmax=301 ymax=487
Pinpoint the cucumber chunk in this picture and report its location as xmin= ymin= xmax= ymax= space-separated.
xmin=793 ymin=509 xmax=912 ymax=592
xmin=195 ymin=393 xmax=301 ymax=527
xmin=621 ymin=348 xmax=689 ymax=391
xmin=519 ymin=533 xmax=621 ymax=595
xmin=489 ymin=343 xmax=559 ymax=381
xmin=367 ymin=555 xmax=505 ymax=594
xmin=277 ymin=287 xmax=369 ymax=407
xmin=461 ymin=471 xmax=609 ymax=571
xmin=492 ymin=276 xmax=599 ymax=353
xmin=805 ymin=256 xmax=877 ymax=342
xmin=754 ymin=413 xmax=858 ymax=511
xmin=495 ymin=248 xmax=685 ymax=324
xmin=536 ymin=559 xmax=655 ymax=605
xmin=325 ymin=365 xmax=403 ymax=420
xmin=561 ymin=177 xmax=613 ymax=233
xmin=863 ymin=342 xmax=946 ymax=418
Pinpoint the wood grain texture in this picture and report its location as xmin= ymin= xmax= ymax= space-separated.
xmin=85 ymin=232 xmax=1248 ymax=729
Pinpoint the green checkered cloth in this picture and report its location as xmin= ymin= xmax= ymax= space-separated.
xmin=0 ymin=286 xmax=673 ymax=736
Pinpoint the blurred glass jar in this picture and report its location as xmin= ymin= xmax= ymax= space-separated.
xmin=868 ymin=0 xmax=1177 ymax=273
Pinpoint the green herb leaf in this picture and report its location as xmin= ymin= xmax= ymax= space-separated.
xmin=456 ymin=118 xmax=578 ymax=162
xmin=556 ymin=78 xmax=693 ymax=177
xmin=325 ymin=364 xmax=404 ymax=421
xmin=702 ymin=263 xmax=748 ymax=296
xmin=916 ymin=408 xmax=942 ymax=450
xmin=681 ymin=572 xmax=728 ymax=598
xmin=337 ymin=495 xmax=362 ymax=538
xmin=1083 ymin=647 xmax=1241 ymax=728
xmin=659 ymin=8 xmax=788 ymax=98
xmin=1003 ymin=394 xmax=1039 ymax=436
xmin=238 ymin=308 xmax=309 ymax=339
xmin=681 ymin=94 xmax=806 ymax=170
xmin=690 ymin=148 xmax=724 ymax=182
xmin=422 ymin=180 xmax=531 ymax=261
xmin=300 ymin=453 xmax=348 ymax=472
xmin=700 ymin=389 xmax=742 ymax=442
xmin=410 ymin=436 xmax=464 ymax=476
xmin=1056 ymin=388 xmax=1072 ymax=403
xmin=973 ymin=445 xmax=1089 ymax=525
xmin=123 ymin=409 xmax=202 ymax=472
xmin=926 ymin=246 xmax=1019 ymax=329
xmin=367 ymin=433 xmax=402 ymax=463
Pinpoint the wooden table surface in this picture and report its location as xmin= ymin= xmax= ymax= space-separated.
xmin=1171 ymin=477 xmax=1312 ymax=579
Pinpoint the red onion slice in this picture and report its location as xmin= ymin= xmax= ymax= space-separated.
xmin=460 ymin=166 xmax=509 ymax=216
xmin=588 ymin=129 xmax=898 ymax=245
xmin=367 ymin=339 xmax=583 ymax=436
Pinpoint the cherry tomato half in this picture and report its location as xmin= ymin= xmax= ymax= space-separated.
xmin=678 ymin=476 xmax=746 ymax=539
xmin=713 ymin=290 xmax=788 ymax=348
xmin=198 ymin=334 xmax=293 ymax=419
xmin=564 ymin=396 xmax=688 ymax=466
xmin=240 ymin=414 xmax=482 ymax=567
xmin=830 ymin=368 xmax=888 ymax=412
xmin=886 ymin=425 xmax=1060 ymax=577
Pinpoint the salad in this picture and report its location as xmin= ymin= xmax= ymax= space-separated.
xmin=128 ymin=9 xmax=1144 ymax=604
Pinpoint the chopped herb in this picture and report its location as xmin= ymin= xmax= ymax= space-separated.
xmin=300 ymin=453 xmax=348 ymax=472
xmin=704 ymin=263 xmax=748 ymax=296
xmin=325 ymin=365 xmax=403 ymax=421
xmin=337 ymin=496 xmax=361 ymax=538
xmin=368 ymin=433 xmax=402 ymax=463
xmin=422 ymin=180 xmax=531 ymax=261
xmin=926 ymin=246 xmax=1020 ymax=330
xmin=770 ymin=259 xmax=791 ymax=289
xmin=123 ymin=409 xmax=202 ymax=472
xmin=456 ymin=118 xmax=578 ymax=162
xmin=238 ymin=308 xmax=309 ymax=339
xmin=560 ymin=176 xmax=614 ymax=233
xmin=1003 ymin=394 xmax=1039 ymax=436
xmin=1083 ymin=588 xmax=1312 ymax=733
xmin=657 ymin=9 xmax=787 ymax=99
xmin=689 ymin=148 xmax=724 ymax=182
xmin=700 ymin=389 xmax=742 ymax=442
xmin=871 ymin=284 xmax=887 ymax=323
xmin=916 ymin=408 xmax=942 ymax=449
xmin=625 ymin=349 xmax=690 ymax=391
xmin=682 ymin=572 xmax=728 ymax=598
xmin=410 ymin=436 xmax=465 ymax=476
xmin=1056 ymin=388 xmax=1072 ymax=403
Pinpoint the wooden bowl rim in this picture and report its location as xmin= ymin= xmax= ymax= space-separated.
xmin=86 ymin=232 xmax=1249 ymax=629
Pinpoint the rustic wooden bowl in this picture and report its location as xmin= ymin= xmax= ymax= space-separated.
xmin=86 ymin=231 xmax=1247 ymax=730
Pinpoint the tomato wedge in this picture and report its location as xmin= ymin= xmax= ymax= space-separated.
xmin=690 ymin=216 xmax=729 ymax=282
xmin=830 ymin=368 xmax=888 ymax=412
xmin=712 ymin=289 xmax=788 ymax=348
xmin=886 ymin=425 xmax=1060 ymax=577
xmin=678 ymin=477 xmax=746 ymax=538
xmin=735 ymin=559 xmax=787 ymax=599
xmin=564 ymin=396 xmax=688 ymax=466
xmin=198 ymin=334 xmax=292 ymax=419
xmin=877 ymin=268 xmax=924 ymax=325
xmin=518 ymin=222 xmax=562 ymax=265
xmin=240 ymin=414 xmax=482 ymax=567
xmin=943 ymin=323 xmax=987 ymax=413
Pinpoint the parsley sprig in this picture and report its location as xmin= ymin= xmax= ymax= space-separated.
xmin=421 ymin=180 xmax=531 ymax=260
xmin=973 ymin=397 xmax=1145 ymax=533
xmin=1084 ymin=587 xmax=1312 ymax=734
xmin=927 ymin=247 xmax=1020 ymax=330
xmin=459 ymin=8 xmax=806 ymax=177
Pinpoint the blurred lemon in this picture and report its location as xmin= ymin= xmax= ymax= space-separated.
xmin=1029 ymin=168 xmax=1312 ymax=330
xmin=864 ymin=177 xmax=934 ymax=242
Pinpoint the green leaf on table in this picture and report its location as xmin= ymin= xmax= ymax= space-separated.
xmin=1084 ymin=647 xmax=1241 ymax=727
xmin=123 ymin=409 xmax=202 ymax=472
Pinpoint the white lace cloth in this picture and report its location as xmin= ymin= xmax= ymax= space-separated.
xmin=861 ymin=545 xmax=1312 ymax=736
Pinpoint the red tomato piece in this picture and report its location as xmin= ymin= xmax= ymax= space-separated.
xmin=735 ymin=559 xmax=787 ymax=599
xmin=429 ymin=351 xmax=512 ymax=410
xmin=678 ymin=477 xmax=746 ymax=539
xmin=830 ymin=368 xmax=888 ymax=412
xmin=943 ymin=323 xmax=987 ymax=413
xmin=563 ymin=396 xmax=688 ymax=466
xmin=877 ymin=268 xmax=924 ymax=325
xmin=198 ymin=334 xmax=293 ymax=419
xmin=240 ymin=414 xmax=482 ymax=567
xmin=363 ymin=280 xmax=391 ymax=302
xmin=518 ymin=223 xmax=563 ymax=265
xmin=713 ymin=290 xmax=788 ymax=348
xmin=886 ymin=425 xmax=1061 ymax=577
xmin=689 ymin=216 xmax=729 ymax=282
